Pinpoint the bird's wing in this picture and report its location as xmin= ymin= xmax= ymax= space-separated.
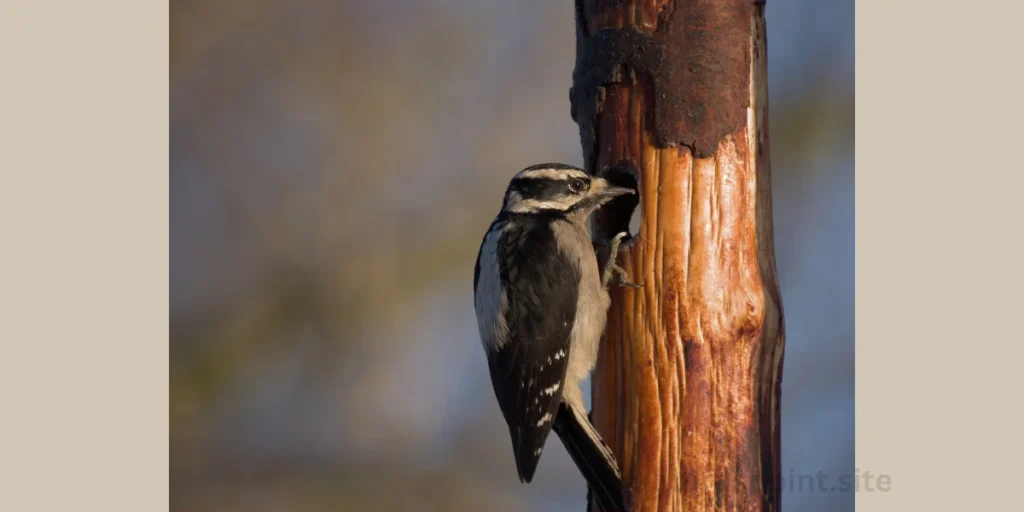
xmin=477 ymin=218 xmax=579 ymax=483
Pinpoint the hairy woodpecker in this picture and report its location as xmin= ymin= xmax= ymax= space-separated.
xmin=473 ymin=163 xmax=635 ymax=511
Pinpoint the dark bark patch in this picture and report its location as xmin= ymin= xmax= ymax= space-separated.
xmin=571 ymin=0 xmax=753 ymax=167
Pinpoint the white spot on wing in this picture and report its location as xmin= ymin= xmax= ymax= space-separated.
xmin=536 ymin=413 xmax=553 ymax=427
xmin=542 ymin=382 xmax=560 ymax=396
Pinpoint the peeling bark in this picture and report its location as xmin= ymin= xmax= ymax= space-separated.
xmin=575 ymin=1 xmax=785 ymax=511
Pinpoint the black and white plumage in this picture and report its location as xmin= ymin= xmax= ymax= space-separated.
xmin=473 ymin=163 xmax=633 ymax=512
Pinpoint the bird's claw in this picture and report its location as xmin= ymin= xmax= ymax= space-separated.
xmin=602 ymin=232 xmax=642 ymax=289
xmin=611 ymin=265 xmax=642 ymax=289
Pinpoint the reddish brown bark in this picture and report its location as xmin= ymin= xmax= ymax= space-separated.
xmin=573 ymin=1 xmax=785 ymax=511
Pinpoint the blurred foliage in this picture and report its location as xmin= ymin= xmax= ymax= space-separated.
xmin=171 ymin=1 xmax=853 ymax=511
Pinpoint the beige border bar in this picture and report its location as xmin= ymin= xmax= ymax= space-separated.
xmin=857 ymin=1 xmax=1022 ymax=510
xmin=0 ymin=2 xmax=169 ymax=511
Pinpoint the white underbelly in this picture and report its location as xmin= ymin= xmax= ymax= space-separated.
xmin=567 ymin=252 xmax=610 ymax=386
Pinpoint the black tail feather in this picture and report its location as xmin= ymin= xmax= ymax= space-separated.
xmin=509 ymin=425 xmax=546 ymax=483
xmin=552 ymin=402 xmax=627 ymax=512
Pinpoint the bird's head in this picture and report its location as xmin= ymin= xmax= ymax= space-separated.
xmin=501 ymin=163 xmax=634 ymax=216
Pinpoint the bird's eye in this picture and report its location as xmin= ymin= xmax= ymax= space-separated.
xmin=568 ymin=178 xmax=587 ymax=193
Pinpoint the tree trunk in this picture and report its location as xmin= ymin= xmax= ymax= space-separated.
xmin=571 ymin=1 xmax=785 ymax=511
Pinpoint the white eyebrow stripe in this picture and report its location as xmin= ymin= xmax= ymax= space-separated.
xmin=515 ymin=168 xmax=588 ymax=181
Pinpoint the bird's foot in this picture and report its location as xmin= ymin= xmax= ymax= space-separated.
xmin=602 ymin=232 xmax=642 ymax=289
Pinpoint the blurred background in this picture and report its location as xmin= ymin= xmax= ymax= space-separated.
xmin=171 ymin=1 xmax=853 ymax=511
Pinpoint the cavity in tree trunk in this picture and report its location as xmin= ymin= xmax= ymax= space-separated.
xmin=572 ymin=1 xmax=786 ymax=510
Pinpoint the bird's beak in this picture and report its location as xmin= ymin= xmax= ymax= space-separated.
xmin=592 ymin=178 xmax=635 ymax=199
